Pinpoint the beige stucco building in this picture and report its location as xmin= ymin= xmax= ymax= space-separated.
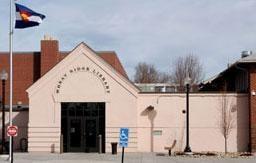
xmin=0 ymin=39 xmax=253 ymax=153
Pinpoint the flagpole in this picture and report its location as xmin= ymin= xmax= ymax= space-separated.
xmin=9 ymin=0 xmax=13 ymax=161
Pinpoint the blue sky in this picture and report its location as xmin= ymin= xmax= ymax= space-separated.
xmin=1 ymin=0 xmax=256 ymax=80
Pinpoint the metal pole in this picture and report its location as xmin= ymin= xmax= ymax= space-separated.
xmin=9 ymin=0 xmax=14 ymax=161
xmin=184 ymin=83 xmax=192 ymax=153
xmin=121 ymin=147 xmax=124 ymax=163
xmin=2 ymin=80 xmax=5 ymax=154
xmin=11 ymin=137 xmax=13 ymax=163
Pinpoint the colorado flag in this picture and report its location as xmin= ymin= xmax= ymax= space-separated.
xmin=15 ymin=3 xmax=45 ymax=29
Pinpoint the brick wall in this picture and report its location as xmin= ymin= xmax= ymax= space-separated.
xmin=40 ymin=40 xmax=60 ymax=76
xmin=0 ymin=53 xmax=40 ymax=105
xmin=249 ymin=66 xmax=256 ymax=152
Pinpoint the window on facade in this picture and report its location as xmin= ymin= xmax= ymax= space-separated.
xmin=155 ymin=86 xmax=164 ymax=92
xmin=166 ymin=86 xmax=176 ymax=92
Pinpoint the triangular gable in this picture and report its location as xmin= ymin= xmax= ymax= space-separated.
xmin=26 ymin=42 xmax=139 ymax=97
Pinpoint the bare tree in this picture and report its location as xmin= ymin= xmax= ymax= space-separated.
xmin=219 ymin=93 xmax=236 ymax=154
xmin=171 ymin=54 xmax=204 ymax=87
xmin=134 ymin=62 xmax=170 ymax=83
xmin=158 ymin=72 xmax=171 ymax=83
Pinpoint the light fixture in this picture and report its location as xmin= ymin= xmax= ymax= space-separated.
xmin=184 ymin=76 xmax=191 ymax=85
xmin=0 ymin=70 xmax=8 ymax=81
xmin=146 ymin=105 xmax=154 ymax=111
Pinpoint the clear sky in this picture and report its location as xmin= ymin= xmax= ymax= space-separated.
xmin=1 ymin=0 xmax=256 ymax=80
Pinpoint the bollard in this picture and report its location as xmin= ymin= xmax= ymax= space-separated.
xmin=60 ymin=134 xmax=63 ymax=154
xmin=98 ymin=135 xmax=102 ymax=154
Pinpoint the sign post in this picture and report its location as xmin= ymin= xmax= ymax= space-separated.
xmin=7 ymin=126 xmax=18 ymax=163
xmin=119 ymin=128 xmax=129 ymax=163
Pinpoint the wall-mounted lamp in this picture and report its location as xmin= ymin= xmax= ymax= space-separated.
xmin=17 ymin=101 xmax=22 ymax=109
xmin=146 ymin=105 xmax=154 ymax=111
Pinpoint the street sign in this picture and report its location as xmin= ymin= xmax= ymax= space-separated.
xmin=119 ymin=128 xmax=129 ymax=148
xmin=7 ymin=126 xmax=18 ymax=137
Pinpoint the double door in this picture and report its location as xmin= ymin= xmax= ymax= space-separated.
xmin=61 ymin=102 xmax=105 ymax=153
xmin=68 ymin=117 xmax=99 ymax=152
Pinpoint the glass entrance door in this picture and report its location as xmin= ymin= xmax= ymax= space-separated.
xmin=84 ymin=118 xmax=98 ymax=152
xmin=68 ymin=118 xmax=84 ymax=152
xmin=61 ymin=103 xmax=105 ymax=153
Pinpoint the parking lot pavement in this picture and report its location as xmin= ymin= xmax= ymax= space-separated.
xmin=0 ymin=153 xmax=255 ymax=163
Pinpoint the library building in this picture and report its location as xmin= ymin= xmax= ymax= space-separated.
xmin=0 ymin=37 xmax=256 ymax=153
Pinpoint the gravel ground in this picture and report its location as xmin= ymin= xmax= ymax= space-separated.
xmin=0 ymin=153 xmax=254 ymax=163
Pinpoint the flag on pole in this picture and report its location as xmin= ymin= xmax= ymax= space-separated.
xmin=15 ymin=3 xmax=45 ymax=29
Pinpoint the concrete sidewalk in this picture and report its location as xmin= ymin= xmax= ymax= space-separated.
xmin=0 ymin=153 xmax=255 ymax=163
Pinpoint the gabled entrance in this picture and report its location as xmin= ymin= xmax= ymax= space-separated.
xmin=61 ymin=103 xmax=105 ymax=153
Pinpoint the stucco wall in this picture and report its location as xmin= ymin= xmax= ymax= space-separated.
xmin=137 ymin=93 xmax=249 ymax=153
xmin=27 ymin=47 xmax=138 ymax=153
xmin=8 ymin=93 xmax=249 ymax=153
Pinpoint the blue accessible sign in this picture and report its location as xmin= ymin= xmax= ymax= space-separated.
xmin=119 ymin=128 xmax=129 ymax=148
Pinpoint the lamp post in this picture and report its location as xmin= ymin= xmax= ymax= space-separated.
xmin=0 ymin=70 xmax=8 ymax=154
xmin=184 ymin=76 xmax=192 ymax=154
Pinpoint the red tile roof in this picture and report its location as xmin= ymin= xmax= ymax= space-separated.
xmin=97 ymin=51 xmax=129 ymax=79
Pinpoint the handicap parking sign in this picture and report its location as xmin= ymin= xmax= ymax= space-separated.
xmin=119 ymin=128 xmax=129 ymax=147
